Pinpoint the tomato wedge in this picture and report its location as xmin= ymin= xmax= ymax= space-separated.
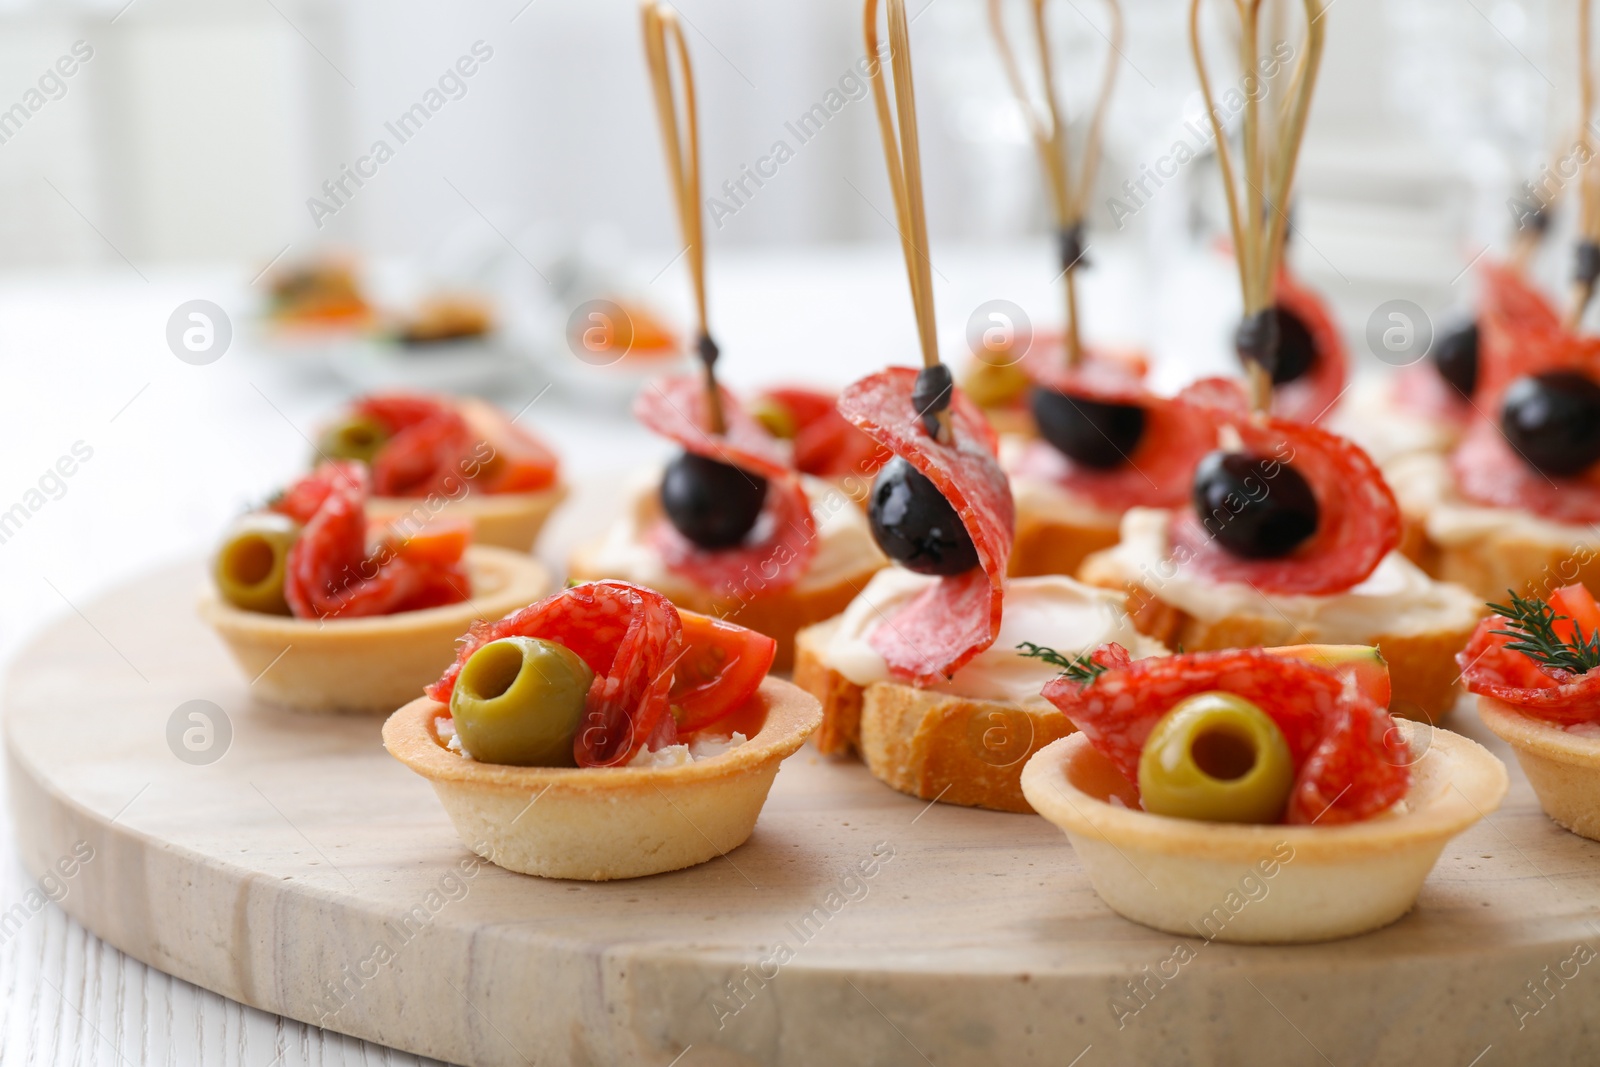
xmin=670 ymin=610 xmax=777 ymax=731
xmin=1549 ymin=583 xmax=1600 ymax=650
xmin=379 ymin=517 xmax=471 ymax=566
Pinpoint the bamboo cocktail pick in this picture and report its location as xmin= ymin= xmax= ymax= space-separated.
xmin=987 ymin=0 xmax=1122 ymax=368
xmin=866 ymin=0 xmax=954 ymax=443
xmin=1190 ymin=0 xmax=1325 ymax=415
xmin=1569 ymin=0 xmax=1600 ymax=331
xmin=641 ymin=1 xmax=725 ymax=433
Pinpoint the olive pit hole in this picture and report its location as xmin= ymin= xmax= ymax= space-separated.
xmin=1191 ymin=727 xmax=1258 ymax=781
xmin=224 ymin=536 xmax=277 ymax=587
xmin=460 ymin=642 xmax=525 ymax=701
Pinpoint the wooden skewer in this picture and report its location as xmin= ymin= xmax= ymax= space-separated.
xmin=641 ymin=1 xmax=725 ymax=434
xmin=1190 ymin=0 xmax=1324 ymax=416
xmin=1569 ymin=0 xmax=1600 ymax=333
xmin=987 ymin=0 xmax=1122 ymax=369
xmin=866 ymin=0 xmax=953 ymax=442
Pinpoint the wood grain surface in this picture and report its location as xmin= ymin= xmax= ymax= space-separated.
xmin=6 ymin=560 xmax=1600 ymax=1066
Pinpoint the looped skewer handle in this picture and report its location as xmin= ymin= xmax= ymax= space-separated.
xmin=987 ymin=0 xmax=1122 ymax=368
xmin=866 ymin=0 xmax=953 ymax=442
xmin=1190 ymin=0 xmax=1325 ymax=415
xmin=641 ymin=0 xmax=725 ymax=434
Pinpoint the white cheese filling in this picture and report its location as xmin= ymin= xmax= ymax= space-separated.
xmin=628 ymin=731 xmax=748 ymax=768
xmin=1387 ymin=450 xmax=1600 ymax=549
xmin=817 ymin=567 xmax=1162 ymax=705
xmin=1101 ymin=507 xmax=1480 ymax=639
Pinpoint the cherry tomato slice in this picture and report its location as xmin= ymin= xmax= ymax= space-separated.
xmin=378 ymin=517 xmax=471 ymax=566
xmin=1549 ymin=583 xmax=1600 ymax=650
xmin=670 ymin=610 xmax=776 ymax=732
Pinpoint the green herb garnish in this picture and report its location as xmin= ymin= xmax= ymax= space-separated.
xmin=1487 ymin=589 xmax=1600 ymax=675
xmin=1018 ymin=642 xmax=1106 ymax=684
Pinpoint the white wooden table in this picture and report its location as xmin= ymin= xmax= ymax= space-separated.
xmin=0 ymin=241 xmax=1249 ymax=1064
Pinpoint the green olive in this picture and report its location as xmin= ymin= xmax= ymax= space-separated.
xmin=213 ymin=512 xmax=300 ymax=615
xmin=749 ymin=397 xmax=797 ymax=440
xmin=449 ymin=637 xmax=594 ymax=767
xmin=317 ymin=414 xmax=390 ymax=464
xmin=1137 ymin=692 xmax=1294 ymax=824
xmin=961 ymin=359 xmax=1030 ymax=408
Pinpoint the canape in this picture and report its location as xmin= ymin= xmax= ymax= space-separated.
xmin=263 ymin=254 xmax=375 ymax=335
xmin=1078 ymin=401 xmax=1484 ymax=722
xmin=1021 ymin=644 xmax=1508 ymax=943
xmin=566 ymin=14 xmax=884 ymax=669
xmin=1003 ymin=352 xmax=1218 ymax=578
xmin=1384 ymin=293 xmax=1600 ymax=598
xmin=384 ymin=580 xmax=820 ymax=880
xmin=1459 ymin=583 xmax=1600 ymax=840
xmin=1076 ymin=10 xmax=1480 ymax=723
xmin=313 ymin=391 xmax=566 ymax=552
xmin=200 ymin=461 xmax=549 ymax=713
xmin=794 ymin=0 xmax=1167 ymax=813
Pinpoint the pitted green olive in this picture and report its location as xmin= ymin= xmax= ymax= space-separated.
xmin=1137 ymin=692 xmax=1294 ymax=825
xmin=449 ymin=637 xmax=594 ymax=767
xmin=317 ymin=414 xmax=390 ymax=464
xmin=214 ymin=512 xmax=300 ymax=615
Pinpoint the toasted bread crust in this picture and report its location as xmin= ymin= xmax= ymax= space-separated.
xmin=1008 ymin=510 xmax=1123 ymax=578
xmin=792 ymin=620 xmax=1072 ymax=813
xmin=1425 ymin=530 xmax=1600 ymax=603
xmin=1076 ymin=554 xmax=1478 ymax=723
xmin=569 ymin=545 xmax=880 ymax=673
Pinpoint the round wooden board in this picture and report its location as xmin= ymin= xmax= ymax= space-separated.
xmin=7 ymin=561 xmax=1600 ymax=1067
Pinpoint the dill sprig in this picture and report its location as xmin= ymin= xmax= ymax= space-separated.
xmin=1018 ymin=642 xmax=1106 ymax=684
xmin=1487 ymin=590 xmax=1600 ymax=675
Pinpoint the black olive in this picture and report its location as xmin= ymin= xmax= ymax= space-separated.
xmin=659 ymin=452 xmax=767 ymax=549
xmin=867 ymin=457 xmax=979 ymax=576
xmin=1238 ymin=305 xmax=1317 ymax=385
xmin=1029 ymin=387 xmax=1146 ymax=469
xmin=1192 ymin=450 xmax=1320 ymax=559
xmin=1500 ymin=371 xmax=1600 ymax=477
xmin=1432 ymin=321 xmax=1479 ymax=400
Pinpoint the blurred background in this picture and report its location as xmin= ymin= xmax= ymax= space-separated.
xmin=0 ymin=0 xmax=1568 ymax=270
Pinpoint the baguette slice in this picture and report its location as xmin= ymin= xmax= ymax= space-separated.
xmin=793 ymin=619 xmax=1075 ymax=813
xmin=1387 ymin=450 xmax=1600 ymax=599
xmin=1077 ymin=550 xmax=1481 ymax=723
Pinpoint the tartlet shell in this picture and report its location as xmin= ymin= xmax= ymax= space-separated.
xmin=382 ymin=676 xmax=822 ymax=880
xmin=1478 ymin=698 xmax=1600 ymax=841
xmin=1020 ymin=723 xmax=1508 ymax=944
xmin=200 ymin=547 xmax=550 ymax=714
xmin=367 ymin=483 xmax=567 ymax=553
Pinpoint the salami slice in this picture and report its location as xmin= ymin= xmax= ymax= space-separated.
xmin=838 ymin=367 xmax=1015 ymax=684
xmin=757 ymin=387 xmax=891 ymax=480
xmin=1451 ymin=421 xmax=1600 ymax=524
xmin=1171 ymin=414 xmax=1401 ymax=595
xmin=426 ymin=580 xmax=684 ymax=766
xmin=1476 ymin=267 xmax=1597 ymax=412
xmin=1042 ymin=645 xmax=1410 ymax=825
xmin=1480 ymin=260 xmax=1561 ymax=337
xmin=1271 ymin=271 xmax=1348 ymax=425
xmin=635 ymin=376 xmax=817 ymax=594
xmin=1014 ymin=350 xmax=1219 ymax=509
xmin=1393 ymin=360 xmax=1470 ymax=421
xmin=352 ymin=392 xmax=559 ymax=497
xmin=1458 ymin=613 xmax=1600 ymax=724
xmin=280 ymin=461 xmax=471 ymax=620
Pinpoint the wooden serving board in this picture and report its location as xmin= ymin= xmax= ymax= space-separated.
xmin=7 ymin=561 xmax=1600 ymax=1067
